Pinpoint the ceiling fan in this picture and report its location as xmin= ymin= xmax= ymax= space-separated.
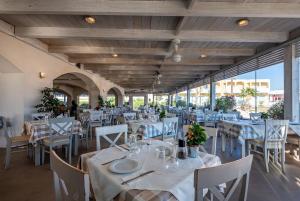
xmin=167 ymin=39 xmax=182 ymax=63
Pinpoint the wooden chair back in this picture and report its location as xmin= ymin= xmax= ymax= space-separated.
xmin=250 ymin=113 xmax=262 ymax=122
xmin=95 ymin=124 xmax=128 ymax=150
xmin=194 ymin=155 xmax=253 ymax=201
xmin=123 ymin=112 xmax=136 ymax=121
xmin=50 ymin=150 xmax=90 ymax=201
xmin=265 ymin=120 xmax=289 ymax=147
xmin=49 ymin=117 xmax=75 ymax=135
xmin=32 ymin=112 xmax=50 ymax=121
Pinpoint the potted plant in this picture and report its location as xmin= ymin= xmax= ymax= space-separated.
xmin=35 ymin=87 xmax=62 ymax=117
xmin=215 ymin=96 xmax=236 ymax=112
xmin=267 ymin=100 xmax=284 ymax=120
xmin=261 ymin=112 xmax=269 ymax=120
xmin=159 ymin=110 xmax=166 ymax=120
xmin=186 ymin=123 xmax=207 ymax=158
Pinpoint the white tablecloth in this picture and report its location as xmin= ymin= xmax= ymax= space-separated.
xmin=86 ymin=140 xmax=222 ymax=201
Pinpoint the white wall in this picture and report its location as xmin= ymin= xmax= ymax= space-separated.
xmin=0 ymin=31 xmax=124 ymax=146
xmin=0 ymin=73 xmax=24 ymax=146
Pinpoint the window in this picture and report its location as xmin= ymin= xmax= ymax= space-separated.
xmin=256 ymin=63 xmax=284 ymax=113
xmin=214 ymin=63 xmax=284 ymax=118
xmin=78 ymin=94 xmax=89 ymax=108
xmin=190 ymin=84 xmax=210 ymax=107
xmin=133 ymin=96 xmax=144 ymax=110
xmin=106 ymin=95 xmax=116 ymax=107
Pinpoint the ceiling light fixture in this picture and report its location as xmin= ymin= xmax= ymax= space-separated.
xmin=84 ymin=16 xmax=96 ymax=24
xmin=236 ymin=18 xmax=249 ymax=27
xmin=200 ymin=54 xmax=207 ymax=58
xmin=112 ymin=53 xmax=118 ymax=57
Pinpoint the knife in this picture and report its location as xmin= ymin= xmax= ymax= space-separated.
xmin=101 ymin=155 xmax=126 ymax=165
xmin=121 ymin=170 xmax=155 ymax=185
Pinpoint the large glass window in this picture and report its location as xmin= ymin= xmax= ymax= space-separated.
xmin=214 ymin=63 xmax=284 ymax=118
xmin=190 ymin=84 xmax=210 ymax=107
xmin=177 ymin=91 xmax=187 ymax=107
xmin=256 ymin=63 xmax=284 ymax=113
xmin=133 ymin=96 xmax=144 ymax=110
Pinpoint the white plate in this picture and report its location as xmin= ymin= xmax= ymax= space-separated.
xmin=109 ymin=159 xmax=142 ymax=174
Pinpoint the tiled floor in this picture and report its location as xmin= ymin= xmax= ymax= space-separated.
xmin=0 ymin=136 xmax=300 ymax=201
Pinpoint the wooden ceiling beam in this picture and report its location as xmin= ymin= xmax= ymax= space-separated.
xmin=2 ymin=1 xmax=300 ymax=18
xmin=176 ymin=0 xmax=197 ymax=35
xmin=98 ymin=71 xmax=208 ymax=75
xmin=49 ymin=46 xmax=255 ymax=57
xmin=85 ymin=65 xmax=220 ymax=71
xmin=15 ymin=27 xmax=288 ymax=43
xmin=70 ymin=57 xmax=233 ymax=65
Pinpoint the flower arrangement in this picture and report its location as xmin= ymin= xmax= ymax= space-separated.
xmin=186 ymin=123 xmax=207 ymax=147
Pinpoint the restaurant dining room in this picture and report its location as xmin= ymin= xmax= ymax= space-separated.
xmin=1 ymin=1 xmax=300 ymax=201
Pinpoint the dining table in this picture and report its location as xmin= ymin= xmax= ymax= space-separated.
xmin=79 ymin=140 xmax=224 ymax=201
xmin=218 ymin=119 xmax=300 ymax=155
xmin=127 ymin=119 xmax=163 ymax=139
xmin=26 ymin=120 xmax=82 ymax=166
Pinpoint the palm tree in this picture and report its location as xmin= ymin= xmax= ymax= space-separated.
xmin=240 ymin=88 xmax=257 ymax=112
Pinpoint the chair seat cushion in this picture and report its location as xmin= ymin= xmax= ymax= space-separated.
xmin=287 ymin=134 xmax=300 ymax=145
xmin=43 ymin=136 xmax=70 ymax=147
xmin=248 ymin=139 xmax=284 ymax=149
xmin=11 ymin=135 xmax=30 ymax=146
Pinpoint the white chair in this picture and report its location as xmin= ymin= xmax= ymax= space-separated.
xmin=183 ymin=125 xmax=218 ymax=155
xmin=42 ymin=117 xmax=74 ymax=165
xmin=102 ymin=113 xmax=113 ymax=126
xmin=221 ymin=113 xmax=238 ymax=121
xmin=95 ymin=124 xmax=128 ymax=150
xmin=32 ymin=112 xmax=51 ymax=121
xmin=248 ymin=120 xmax=289 ymax=173
xmin=204 ymin=112 xmax=219 ymax=128
xmin=123 ymin=112 xmax=136 ymax=122
xmin=162 ymin=117 xmax=178 ymax=140
xmin=89 ymin=111 xmax=103 ymax=140
xmin=250 ymin=113 xmax=262 ymax=122
xmin=50 ymin=150 xmax=90 ymax=201
xmin=287 ymin=134 xmax=300 ymax=160
xmin=1 ymin=116 xmax=32 ymax=169
xmin=79 ymin=112 xmax=90 ymax=149
xmin=194 ymin=155 xmax=253 ymax=201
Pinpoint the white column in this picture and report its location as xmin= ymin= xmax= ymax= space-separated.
xmin=170 ymin=94 xmax=173 ymax=106
xmin=144 ymin=94 xmax=148 ymax=105
xmin=175 ymin=89 xmax=179 ymax=104
xmin=129 ymin=95 xmax=133 ymax=109
xmin=284 ymin=44 xmax=299 ymax=121
xmin=210 ymin=78 xmax=216 ymax=111
xmin=187 ymin=87 xmax=191 ymax=108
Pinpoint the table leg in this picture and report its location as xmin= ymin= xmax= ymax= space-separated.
xmin=221 ymin=133 xmax=226 ymax=152
xmin=34 ymin=143 xmax=41 ymax=166
xmin=73 ymin=135 xmax=79 ymax=156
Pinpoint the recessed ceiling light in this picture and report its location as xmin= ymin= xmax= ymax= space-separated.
xmin=236 ymin=18 xmax=249 ymax=27
xmin=112 ymin=53 xmax=118 ymax=57
xmin=84 ymin=16 xmax=96 ymax=24
xmin=200 ymin=54 xmax=207 ymax=58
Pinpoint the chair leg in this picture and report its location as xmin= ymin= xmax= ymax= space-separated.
xmin=230 ymin=137 xmax=233 ymax=155
xmin=281 ymin=147 xmax=285 ymax=173
xmin=264 ymin=149 xmax=269 ymax=173
xmin=5 ymin=146 xmax=11 ymax=169
xmin=68 ymin=142 xmax=72 ymax=164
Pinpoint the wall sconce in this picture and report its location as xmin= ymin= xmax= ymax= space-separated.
xmin=39 ymin=72 xmax=46 ymax=79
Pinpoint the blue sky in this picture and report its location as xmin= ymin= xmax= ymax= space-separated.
xmin=236 ymin=63 xmax=284 ymax=90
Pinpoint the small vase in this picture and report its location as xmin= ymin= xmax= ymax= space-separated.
xmin=188 ymin=146 xmax=199 ymax=158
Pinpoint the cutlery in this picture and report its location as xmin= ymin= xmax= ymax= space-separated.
xmin=120 ymin=145 xmax=130 ymax=151
xmin=115 ymin=145 xmax=128 ymax=152
xmin=101 ymin=156 xmax=126 ymax=165
xmin=121 ymin=170 xmax=155 ymax=185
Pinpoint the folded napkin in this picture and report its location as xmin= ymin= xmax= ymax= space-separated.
xmin=92 ymin=147 xmax=127 ymax=164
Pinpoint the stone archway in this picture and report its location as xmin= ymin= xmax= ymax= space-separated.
xmin=53 ymin=72 xmax=100 ymax=108
xmin=107 ymin=87 xmax=123 ymax=107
